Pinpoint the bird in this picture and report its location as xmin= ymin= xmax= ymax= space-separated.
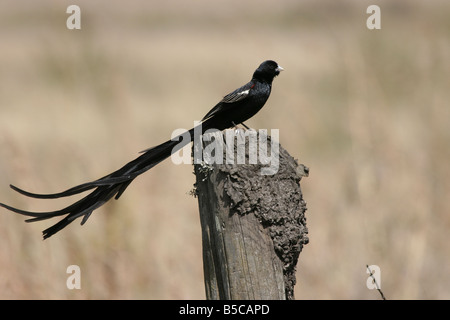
xmin=0 ymin=60 xmax=283 ymax=239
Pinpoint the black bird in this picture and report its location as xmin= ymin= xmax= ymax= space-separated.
xmin=0 ymin=60 xmax=283 ymax=239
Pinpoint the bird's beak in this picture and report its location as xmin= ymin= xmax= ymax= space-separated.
xmin=276 ymin=65 xmax=284 ymax=72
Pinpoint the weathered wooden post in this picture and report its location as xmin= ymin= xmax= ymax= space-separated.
xmin=193 ymin=129 xmax=309 ymax=300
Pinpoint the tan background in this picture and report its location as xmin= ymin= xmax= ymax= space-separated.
xmin=0 ymin=0 xmax=449 ymax=299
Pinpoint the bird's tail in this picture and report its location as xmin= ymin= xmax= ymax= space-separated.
xmin=0 ymin=126 xmax=198 ymax=239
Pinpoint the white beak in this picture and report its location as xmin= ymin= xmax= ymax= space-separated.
xmin=276 ymin=65 xmax=284 ymax=72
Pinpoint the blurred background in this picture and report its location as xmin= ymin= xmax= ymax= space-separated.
xmin=0 ymin=0 xmax=449 ymax=299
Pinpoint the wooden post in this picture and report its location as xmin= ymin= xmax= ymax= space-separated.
xmin=193 ymin=129 xmax=309 ymax=300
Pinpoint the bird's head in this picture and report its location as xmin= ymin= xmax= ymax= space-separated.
xmin=252 ymin=60 xmax=284 ymax=84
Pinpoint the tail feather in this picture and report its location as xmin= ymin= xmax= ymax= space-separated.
xmin=0 ymin=127 xmax=197 ymax=239
xmin=8 ymin=177 xmax=128 ymax=199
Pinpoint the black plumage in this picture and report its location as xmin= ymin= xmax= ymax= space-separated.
xmin=0 ymin=60 xmax=283 ymax=239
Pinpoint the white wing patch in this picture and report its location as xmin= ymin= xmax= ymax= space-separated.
xmin=238 ymin=89 xmax=250 ymax=96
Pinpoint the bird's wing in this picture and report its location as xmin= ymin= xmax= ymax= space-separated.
xmin=201 ymin=81 xmax=254 ymax=121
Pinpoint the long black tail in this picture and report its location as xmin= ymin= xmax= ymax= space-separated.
xmin=0 ymin=124 xmax=203 ymax=239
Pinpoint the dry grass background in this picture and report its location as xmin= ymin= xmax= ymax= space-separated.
xmin=0 ymin=0 xmax=449 ymax=299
